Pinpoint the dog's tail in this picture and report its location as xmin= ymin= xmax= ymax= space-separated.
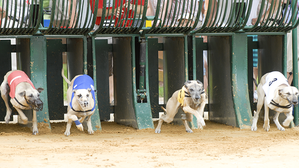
xmin=61 ymin=68 xmax=71 ymax=85
xmin=161 ymin=106 xmax=167 ymax=113
xmin=253 ymin=77 xmax=258 ymax=88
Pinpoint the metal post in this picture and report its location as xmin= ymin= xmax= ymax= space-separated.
xmin=30 ymin=36 xmax=51 ymax=129
xmin=292 ymin=28 xmax=298 ymax=126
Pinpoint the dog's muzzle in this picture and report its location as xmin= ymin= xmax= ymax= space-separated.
xmin=34 ymin=99 xmax=43 ymax=111
xmin=292 ymin=99 xmax=298 ymax=105
xmin=193 ymin=95 xmax=201 ymax=103
xmin=79 ymin=100 xmax=89 ymax=108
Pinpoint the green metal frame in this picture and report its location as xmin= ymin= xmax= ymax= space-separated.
xmin=0 ymin=0 xmax=299 ymax=130
xmin=30 ymin=36 xmax=51 ymax=129
xmin=292 ymin=28 xmax=299 ymax=125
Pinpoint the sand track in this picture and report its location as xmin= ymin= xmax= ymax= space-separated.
xmin=1 ymin=121 xmax=299 ymax=168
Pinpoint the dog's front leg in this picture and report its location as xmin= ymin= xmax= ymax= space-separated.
xmin=283 ymin=111 xmax=294 ymax=127
xmin=86 ymin=115 xmax=94 ymax=135
xmin=32 ymin=110 xmax=38 ymax=135
xmin=64 ymin=112 xmax=83 ymax=136
xmin=273 ymin=112 xmax=285 ymax=131
xmin=182 ymin=106 xmax=205 ymax=129
xmin=69 ymin=113 xmax=84 ymax=131
xmin=263 ymin=101 xmax=270 ymax=131
xmin=181 ymin=113 xmax=193 ymax=133
xmin=64 ymin=119 xmax=73 ymax=136
xmin=14 ymin=108 xmax=28 ymax=125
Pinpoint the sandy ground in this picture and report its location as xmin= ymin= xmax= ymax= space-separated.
xmin=1 ymin=120 xmax=299 ymax=168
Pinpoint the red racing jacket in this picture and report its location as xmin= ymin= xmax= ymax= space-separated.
xmin=7 ymin=70 xmax=35 ymax=99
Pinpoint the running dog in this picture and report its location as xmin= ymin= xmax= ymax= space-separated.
xmin=0 ymin=70 xmax=43 ymax=135
xmin=251 ymin=71 xmax=299 ymax=131
xmin=155 ymin=80 xmax=206 ymax=133
xmin=61 ymin=69 xmax=96 ymax=136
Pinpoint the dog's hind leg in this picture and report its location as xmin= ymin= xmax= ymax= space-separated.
xmin=263 ymin=101 xmax=270 ymax=132
xmin=273 ymin=112 xmax=285 ymax=131
xmin=251 ymin=90 xmax=265 ymax=131
xmin=155 ymin=109 xmax=178 ymax=133
xmin=182 ymin=113 xmax=193 ymax=133
xmin=282 ymin=111 xmax=294 ymax=127
xmin=155 ymin=100 xmax=180 ymax=133
xmin=1 ymin=82 xmax=12 ymax=123
xmin=155 ymin=113 xmax=175 ymax=133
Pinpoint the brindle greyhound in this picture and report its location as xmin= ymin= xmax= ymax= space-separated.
xmin=155 ymin=80 xmax=206 ymax=133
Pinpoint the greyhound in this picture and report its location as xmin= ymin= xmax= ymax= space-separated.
xmin=61 ymin=69 xmax=96 ymax=136
xmin=155 ymin=80 xmax=206 ymax=133
xmin=0 ymin=70 xmax=43 ymax=135
xmin=251 ymin=71 xmax=299 ymax=132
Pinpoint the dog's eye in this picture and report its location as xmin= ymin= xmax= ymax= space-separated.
xmin=189 ymin=89 xmax=194 ymax=92
xmin=28 ymin=94 xmax=33 ymax=97
xmin=77 ymin=94 xmax=82 ymax=98
xmin=287 ymin=92 xmax=291 ymax=95
xmin=86 ymin=94 xmax=89 ymax=97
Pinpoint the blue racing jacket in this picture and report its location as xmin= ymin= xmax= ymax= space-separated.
xmin=70 ymin=75 xmax=96 ymax=112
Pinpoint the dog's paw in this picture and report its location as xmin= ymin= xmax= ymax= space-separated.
xmin=263 ymin=124 xmax=270 ymax=132
xmin=277 ymin=126 xmax=285 ymax=131
xmin=64 ymin=131 xmax=71 ymax=136
xmin=5 ymin=116 xmax=10 ymax=124
xmin=251 ymin=125 xmax=257 ymax=131
xmin=32 ymin=130 xmax=39 ymax=135
xmin=76 ymin=124 xmax=84 ymax=131
xmin=186 ymin=129 xmax=193 ymax=133
xmin=199 ymin=119 xmax=206 ymax=127
xmin=282 ymin=120 xmax=292 ymax=127
xmin=21 ymin=118 xmax=28 ymax=125
xmin=88 ymin=130 xmax=94 ymax=135
xmin=155 ymin=129 xmax=161 ymax=133
xmin=197 ymin=122 xmax=205 ymax=129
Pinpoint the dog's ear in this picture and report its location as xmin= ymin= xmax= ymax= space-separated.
xmin=19 ymin=91 xmax=26 ymax=97
xmin=37 ymin=88 xmax=44 ymax=93
xmin=196 ymin=80 xmax=203 ymax=85
xmin=73 ymin=89 xmax=77 ymax=94
xmin=87 ymin=88 xmax=92 ymax=92
xmin=278 ymin=89 xmax=283 ymax=96
xmin=184 ymin=80 xmax=191 ymax=89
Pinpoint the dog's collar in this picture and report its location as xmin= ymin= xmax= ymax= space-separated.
xmin=270 ymin=100 xmax=292 ymax=109
xmin=182 ymin=86 xmax=191 ymax=97
xmin=178 ymin=87 xmax=191 ymax=106
xmin=14 ymin=97 xmax=29 ymax=108
xmin=71 ymin=107 xmax=93 ymax=113
xmin=184 ymin=91 xmax=191 ymax=97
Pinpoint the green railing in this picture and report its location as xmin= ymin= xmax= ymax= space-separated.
xmin=245 ymin=0 xmax=299 ymax=32
xmin=0 ymin=0 xmax=298 ymax=35
xmin=41 ymin=0 xmax=97 ymax=35
xmin=0 ymin=0 xmax=42 ymax=35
